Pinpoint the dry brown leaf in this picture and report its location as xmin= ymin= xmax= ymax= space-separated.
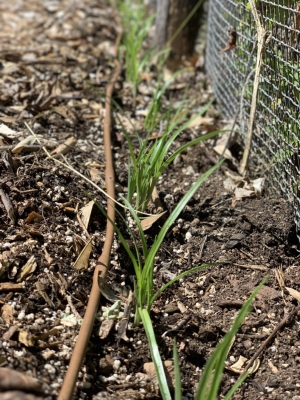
xmin=0 ymin=123 xmax=23 ymax=139
xmin=141 ymin=211 xmax=167 ymax=231
xmin=73 ymin=237 xmax=92 ymax=270
xmin=0 ymin=367 xmax=43 ymax=393
xmin=226 ymin=355 xmax=248 ymax=374
xmin=12 ymin=136 xmax=37 ymax=154
xmin=36 ymin=281 xmax=54 ymax=308
xmin=1 ymin=304 xmax=14 ymax=324
xmin=17 ymin=255 xmax=37 ymax=283
xmin=52 ymin=106 xmax=77 ymax=121
xmin=213 ymin=145 xmax=235 ymax=162
xmin=78 ymin=200 xmax=95 ymax=230
xmin=144 ymin=361 xmax=174 ymax=393
xmin=0 ymin=188 xmax=16 ymax=225
xmin=286 ymin=287 xmax=300 ymax=303
xmin=18 ymin=330 xmax=36 ymax=347
xmin=99 ymin=319 xmax=115 ymax=339
xmin=88 ymin=167 xmax=102 ymax=183
xmin=268 ymin=359 xmax=279 ymax=374
xmin=43 ymin=248 xmax=53 ymax=265
xmin=37 ymin=328 xmax=60 ymax=341
xmin=226 ymin=356 xmax=260 ymax=375
xmin=234 ymin=187 xmax=255 ymax=200
xmin=187 ymin=116 xmax=215 ymax=129
xmin=51 ymin=136 xmax=77 ymax=155
xmin=25 ymin=211 xmax=43 ymax=223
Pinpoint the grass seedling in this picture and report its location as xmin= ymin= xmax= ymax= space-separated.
xmin=195 ymin=276 xmax=267 ymax=400
xmin=95 ymin=159 xmax=224 ymax=325
xmin=122 ymin=100 xmax=224 ymax=212
xmin=119 ymin=0 xmax=155 ymax=101
xmin=142 ymin=277 xmax=267 ymax=400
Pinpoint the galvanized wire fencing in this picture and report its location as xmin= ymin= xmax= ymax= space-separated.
xmin=206 ymin=0 xmax=300 ymax=232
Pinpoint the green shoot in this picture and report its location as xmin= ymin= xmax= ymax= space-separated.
xmin=119 ymin=0 xmax=155 ymax=101
xmin=143 ymin=278 xmax=266 ymax=400
xmin=139 ymin=308 xmax=172 ymax=400
xmin=173 ymin=338 xmax=182 ymax=400
xmin=123 ymin=99 xmax=223 ymax=212
xmin=195 ymin=277 xmax=268 ymax=400
xmin=94 ymin=159 xmax=224 ymax=325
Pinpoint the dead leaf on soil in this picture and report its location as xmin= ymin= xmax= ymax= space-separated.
xmin=224 ymin=172 xmax=265 ymax=200
xmin=0 ymin=188 xmax=16 ymax=225
xmin=17 ymin=255 xmax=37 ymax=282
xmin=43 ymin=248 xmax=53 ymax=265
xmin=25 ymin=211 xmax=43 ymax=223
xmin=0 ymin=367 xmax=44 ymax=393
xmin=88 ymin=167 xmax=102 ymax=183
xmin=52 ymin=105 xmax=77 ymax=121
xmin=99 ymin=319 xmax=115 ymax=339
xmin=0 ymin=123 xmax=23 ymax=139
xmin=213 ymin=145 xmax=235 ymax=162
xmin=18 ymin=330 xmax=36 ymax=347
xmin=51 ymin=136 xmax=77 ymax=155
xmin=141 ymin=211 xmax=167 ymax=231
xmin=35 ymin=281 xmax=54 ymax=308
xmin=78 ymin=200 xmax=94 ymax=230
xmin=187 ymin=116 xmax=215 ymax=130
xmin=226 ymin=355 xmax=260 ymax=375
xmin=234 ymin=187 xmax=255 ymax=200
xmin=285 ymin=287 xmax=300 ymax=303
xmin=73 ymin=237 xmax=92 ymax=269
xmin=1 ymin=304 xmax=14 ymax=324
xmin=12 ymin=136 xmax=37 ymax=154
xmin=144 ymin=361 xmax=174 ymax=393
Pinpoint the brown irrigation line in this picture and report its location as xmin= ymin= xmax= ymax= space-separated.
xmin=58 ymin=18 xmax=122 ymax=400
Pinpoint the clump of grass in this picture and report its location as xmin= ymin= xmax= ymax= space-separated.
xmin=95 ymin=157 xmax=223 ymax=325
xmin=119 ymin=0 xmax=155 ymax=101
xmin=142 ymin=277 xmax=267 ymax=400
xmin=121 ymin=98 xmax=223 ymax=213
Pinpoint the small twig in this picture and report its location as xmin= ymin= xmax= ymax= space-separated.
xmin=0 ymin=144 xmax=41 ymax=152
xmin=199 ymin=235 xmax=207 ymax=260
xmin=161 ymin=313 xmax=192 ymax=337
xmin=234 ymin=263 xmax=268 ymax=271
xmin=241 ymin=305 xmax=300 ymax=378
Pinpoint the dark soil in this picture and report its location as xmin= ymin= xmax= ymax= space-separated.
xmin=1 ymin=1 xmax=300 ymax=400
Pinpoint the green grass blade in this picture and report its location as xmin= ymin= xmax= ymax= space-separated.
xmin=173 ymin=338 xmax=182 ymax=400
xmin=142 ymin=160 xmax=224 ymax=292
xmin=195 ymin=276 xmax=268 ymax=400
xmin=164 ymin=129 xmax=225 ymax=166
xmin=151 ymin=264 xmax=213 ymax=305
xmin=139 ymin=308 xmax=172 ymax=400
xmin=223 ymin=370 xmax=251 ymax=400
xmin=92 ymin=199 xmax=142 ymax=282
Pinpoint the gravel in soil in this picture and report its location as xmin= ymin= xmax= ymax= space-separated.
xmin=1 ymin=1 xmax=300 ymax=400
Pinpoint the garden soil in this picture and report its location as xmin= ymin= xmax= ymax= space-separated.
xmin=1 ymin=1 xmax=300 ymax=399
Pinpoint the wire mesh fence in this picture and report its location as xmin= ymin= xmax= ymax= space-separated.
xmin=206 ymin=0 xmax=300 ymax=233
